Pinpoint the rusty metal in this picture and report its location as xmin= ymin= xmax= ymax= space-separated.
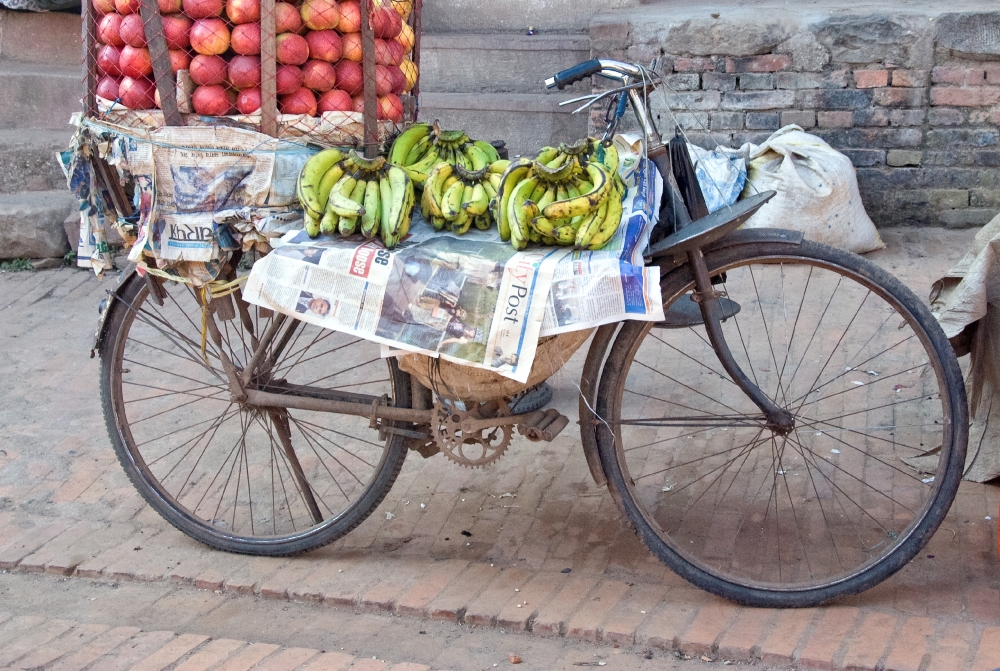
xmin=360 ymin=0 xmax=380 ymax=157
xmin=260 ymin=0 xmax=278 ymax=137
xmin=139 ymin=0 xmax=182 ymax=126
xmin=81 ymin=0 xmax=98 ymax=118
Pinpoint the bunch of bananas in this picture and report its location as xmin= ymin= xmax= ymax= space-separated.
xmin=421 ymin=160 xmax=510 ymax=234
xmin=297 ymin=148 xmax=415 ymax=248
xmin=493 ymin=138 xmax=625 ymax=250
xmin=389 ymin=122 xmax=501 ymax=186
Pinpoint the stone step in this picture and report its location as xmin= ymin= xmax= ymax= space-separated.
xmin=419 ymin=34 xmax=592 ymax=94
xmin=0 ymin=190 xmax=75 ymax=259
xmin=0 ymin=62 xmax=82 ymax=130
xmin=0 ymin=129 xmax=73 ymax=194
xmin=421 ymin=0 xmax=638 ymax=33
xmin=418 ymin=92 xmax=589 ymax=156
xmin=0 ymin=8 xmax=82 ymax=69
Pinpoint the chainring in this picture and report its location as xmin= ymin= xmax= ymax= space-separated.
xmin=431 ymin=401 xmax=513 ymax=468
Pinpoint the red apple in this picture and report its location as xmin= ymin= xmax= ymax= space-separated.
xmin=374 ymin=38 xmax=393 ymax=65
xmin=318 ymin=89 xmax=352 ymax=113
xmin=305 ymin=30 xmax=341 ymax=63
xmin=168 ymin=48 xmax=192 ymax=72
xmin=274 ymin=2 xmax=301 ymax=33
xmin=115 ymin=0 xmax=140 ymax=15
xmin=275 ymin=64 xmax=304 ymax=94
xmin=189 ymin=54 xmax=228 ymax=85
xmin=377 ymin=93 xmax=402 ymax=122
xmin=388 ymin=64 xmax=406 ymax=94
xmin=183 ymin=0 xmax=223 ymax=18
xmin=280 ymin=88 xmax=317 ymax=115
xmin=337 ymin=0 xmax=361 ymax=32
xmin=230 ymin=22 xmax=260 ymax=55
xmin=226 ymin=0 xmax=259 ymax=24
xmin=387 ymin=39 xmax=404 ymax=65
xmin=190 ymin=18 xmax=230 ymax=55
xmin=97 ymin=14 xmax=125 ymax=48
xmin=96 ymin=75 xmax=120 ymax=101
xmin=158 ymin=0 xmax=182 ymax=13
xmin=119 ymin=76 xmax=156 ymax=109
xmin=192 ymin=84 xmax=235 ymax=115
xmin=300 ymin=0 xmax=339 ymax=30
xmin=119 ymin=13 xmax=146 ymax=48
xmin=351 ymin=94 xmax=364 ymax=113
xmin=374 ymin=64 xmax=392 ymax=96
xmin=334 ymin=59 xmax=362 ymax=95
xmin=96 ymin=44 xmax=122 ymax=77
xmin=302 ymin=59 xmax=336 ymax=92
xmin=341 ymin=32 xmax=361 ymax=62
xmin=275 ymin=32 xmax=309 ymax=65
xmin=161 ymin=14 xmax=192 ymax=50
xmin=228 ymin=55 xmax=261 ymax=89
xmin=92 ymin=0 xmax=115 ymax=14
xmin=236 ymin=87 xmax=261 ymax=114
xmin=371 ymin=5 xmax=401 ymax=38
xmin=119 ymin=45 xmax=153 ymax=78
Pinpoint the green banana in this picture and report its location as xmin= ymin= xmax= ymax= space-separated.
xmin=315 ymin=163 xmax=345 ymax=212
xmin=473 ymin=140 xmax=500 ymax=164
xmin=389 ymin=123 xmax=431 ymax=165
xmin=381 ymin=165 xmax=411 ymax=246
xmin=574 ymin=199 xmax=609 ymax=248
xmin=462 ymin=183 xmax=489 ymax=217
xmin=507 ymin=177 xmax=538 ymax=250
xmin=587 ymin=188 xmax=623 ymax=250
xmin=320 ymin=201 xmax=338 ymax=234
xmin=463 ymin=144 xmax=489 ymax=171
xmin=298 ymin=148 xmax=345 ymax=217
xmin=404 ymin=135 xmax=431 ymax=165
xmin=534 ymin=146 xmax=558 ymax=164
xmin=488 ymin=160 xmax=510 ymax=175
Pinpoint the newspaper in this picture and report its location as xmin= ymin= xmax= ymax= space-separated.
xmin=242 ymin=154 xmax=665 ymax=382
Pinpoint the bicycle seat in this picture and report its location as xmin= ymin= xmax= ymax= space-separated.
xmin=645 ymin=190 xmax=776 ymax=260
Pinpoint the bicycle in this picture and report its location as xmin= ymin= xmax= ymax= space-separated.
xmin=95 ymin=59 xmax=968 ymax=608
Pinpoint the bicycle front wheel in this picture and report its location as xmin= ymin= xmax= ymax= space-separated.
xmin=100 ymin=272 xmax=411 ymax=556
xmin=596 ymin=238 xmax=967 ymax=606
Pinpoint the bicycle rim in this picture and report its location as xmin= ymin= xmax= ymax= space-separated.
xmin=597 ymin=241 xmax=966 ymax=604
xmin=101 ymin=275 xmax=409 ymax=554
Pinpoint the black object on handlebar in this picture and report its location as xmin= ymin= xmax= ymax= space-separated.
xmin=547 ymin=60 xmax=603 ymax=89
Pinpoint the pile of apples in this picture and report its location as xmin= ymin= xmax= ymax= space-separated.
xmin=92 ymin=0 xmax=416 ymax=122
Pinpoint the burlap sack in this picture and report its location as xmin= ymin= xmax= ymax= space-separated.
xmin=398 ymin=329 xmax=594 ymax=402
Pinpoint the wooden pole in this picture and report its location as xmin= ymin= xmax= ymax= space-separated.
xmin=82 ymin=0 xmax=97 ymax=117
xmin=360 ymin=0 xmax=379 ymax=158
xmin=139 ymin=0 xmax=182 ymax=125
xmin=260 ymin=0 xmax=278 ymax=137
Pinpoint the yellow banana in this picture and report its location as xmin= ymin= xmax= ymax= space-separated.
xmin=554 ymin=225 xmax=575 ymax=245
xmin=542 ymin=162 xmax=611 ymax=221
xmin=534 ymin=146 xmax=558 ymax=164
xmin=463 ymin=145 xmax=489 ymax=171
xmin=441 ymin=180 xmax=465 ymax=221
xmin=361 ymin=178 xmax=381 ymax=238
xmin=382 ymin=165 xmax=411 ymax=245
xmin=328 ymin=172 xmax=365 ymax=218
xmin=574 ymin=199 xmax=609 ymax=248
xmin=305 ymin=210 xmax=321 ymax=237
xmin=587 ymin=189 xmax=623 ymax=250
xmin=495 ymin=158 xmax=533 ymax=242
xmin=488 ymin=160 xmax=510 ymax=175
xmin=339 ymin=214 xmax=358 ymax=236
xmin=421 ymin=162 xmax=452 ymax=218
xmin=507 ymin=176 xmax=538 ymax=250
xmin=463 ymin=183 xmax=489 ymax=216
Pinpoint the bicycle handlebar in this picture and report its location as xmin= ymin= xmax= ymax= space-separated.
xmin=544 ymin=59 xmax=646 ymax=90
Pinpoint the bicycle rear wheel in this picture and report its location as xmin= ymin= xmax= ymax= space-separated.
xmin=100 ymin=272 xmax=410 ymax=555
xmin=596 ymin=238 xmax=967 ymax=606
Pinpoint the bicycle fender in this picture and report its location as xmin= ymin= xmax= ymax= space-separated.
xmin=91 ymin=266 xmax=138 ymax=358
xmin=649 ymin=228 xmax=804 ymax=275
xmin=578 ymin=322 xmax=622 ymax=487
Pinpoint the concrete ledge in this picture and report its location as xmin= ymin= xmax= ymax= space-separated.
xmin=0 ymin=64 xmax=82 ymax=130
xmin=0 ymin=130 xmax=73 ymax=194
xmin=0 ymin=9 xmax=82 ymax=69
xmin=0 ymin=190 xmax=75 ymax=259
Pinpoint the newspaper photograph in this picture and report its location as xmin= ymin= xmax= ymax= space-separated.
xmin=243 ymin=231 xmax=567 ymax=382
xmin=242 ymin=152 xmax=665 ymax=381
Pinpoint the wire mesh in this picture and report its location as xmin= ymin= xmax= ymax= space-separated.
xmin=85 ymin=0 xmax=419 ymax=143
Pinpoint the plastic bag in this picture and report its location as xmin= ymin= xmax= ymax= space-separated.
xmin=740 ymin=125 xmax=883 ymax=254
xmin=688 ymin=143 xmax=746 ymax=214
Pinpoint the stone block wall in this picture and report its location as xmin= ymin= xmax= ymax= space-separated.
xmin=590 ymin=7 xmax=1000 ymax=228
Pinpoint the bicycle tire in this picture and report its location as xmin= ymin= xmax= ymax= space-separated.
xmin=100 ymin=273 xmax=411 ymax=556
xmin=595 ymin=238 xmax=967 ymax=607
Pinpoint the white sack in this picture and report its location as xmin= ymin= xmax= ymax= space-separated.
xmin=740 ymin=125 xmax=884 ymax=254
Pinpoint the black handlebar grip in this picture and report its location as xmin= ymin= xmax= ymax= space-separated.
xmin=546 ymin=59 xmax=603 ymax=90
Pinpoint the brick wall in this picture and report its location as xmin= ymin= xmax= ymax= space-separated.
xmin=590 ymin=10 xmax=1000 ymax=228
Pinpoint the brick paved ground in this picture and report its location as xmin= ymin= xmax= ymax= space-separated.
xmin=0 ymin=228 xmax=997 ymax=671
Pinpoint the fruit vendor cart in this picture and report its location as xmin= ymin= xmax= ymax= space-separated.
xmin=72 ymin=3 xmax=969 ymax=610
